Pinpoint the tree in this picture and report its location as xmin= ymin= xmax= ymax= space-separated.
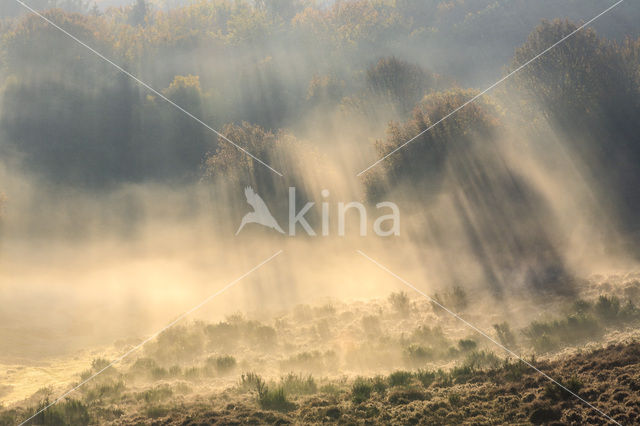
xmin=366 ymin=56 xmax=435 ymax=116
xmin=365 ymin=89 xmax=570 ymax=295
xmin=160 ymin=75 xmax=209 ymax=179
xmin=365 ymin=89 xmax=499 ymax=201
xmin=203 ymin=122 xmax=316 ymax=218
xmin=510 ymin=20 xmax=640 ymax=237
xmin=129 ymin=0 xmax=149 ymax=27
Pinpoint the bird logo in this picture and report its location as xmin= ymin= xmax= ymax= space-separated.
xmin=236 ymin=186 xmax=285 ymax=235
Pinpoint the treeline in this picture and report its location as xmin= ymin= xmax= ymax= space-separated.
xmin=1 ymin=1 xmax=639 ymax=189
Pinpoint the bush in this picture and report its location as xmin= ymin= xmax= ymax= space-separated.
xmin=351 ymin=378 xmax=373 ymax=404
xmin=361 ymin=315 xmax=381 ymax=336
xmin=451 ymin=286 xmax=468 ymax=311
xmin=388 ymin=388 xmax=426 ymax=404
xmin=146 ymin=325 xmax=205 ymax=364
xmin=151 ymin=367 xmax=168 ymax=380
xmin=523 ymin=312 xmax=602 ymax=352
xmin=544 ymin=376 xmax=583 ymax=401
xmin=464 ymin=351 xmax=501 ymax=371
xmin=258 ymin=386 xmax=294 ymax=411
xmin=448 ymin=392 xmax=462 ymax=406
xmin=145 ymin=405 xmax=169 ymax=419
xmin=207 ymin=355 xmax=237 ymax=374
xmin=411 ymin=325 xmax=450 ymax=347
xmin=83 ymin=380 xmax=125 ymax=403
xmin=280 ymin=350 xmax=337 ymax=372
xmin=404 ymin=344 xmax=434 ymax=364
xmin=493 ymin=322 xmax=516 ymax=348
xmin=435 ymin=369 xmax=453 ymax=387
xmin=280 ymin=373 xmax=317 ymax=395
xmin=205 ymin=322 xmax=238 ymax=350
xmin=129 ymin=357 xmax=159 ymax=377
xmin=457 ymin=339 xmax=477 ymax=352
xmin=450 ymin=365 xmax=473 ymax=383
xmin=388 ymin=370 xmax=413 ymax=387
xmin=184 ymin=367 xmax=203 ymax=380
xmin=415 ymin=369 xmax=436 ymax=387
xmin=389 ymin=292 xmax=411 ymax=316
xmin=137 ymin=386 xmax=173 ymax=404
xmin=503 ymin=359 xmax=529 ymax=381
xmin=91 ymin=358 xmax=111 ymax=372
xmin=431 ymin=286 xmax=468 ymax=313
xmin=29 ymin=399 xmax=90 ymax=426
xmin=240 ymin=372 xmax=265 ymax=392
xmin=596 ymin=295 xmax=621 ymax=322
xmin=372 ymin=375 xmax=388 ymax=394
xmin=319 ymin=383 xmax=342 ymax=396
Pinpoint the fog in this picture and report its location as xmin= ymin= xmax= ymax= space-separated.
xmin=1 ymin=3 xmax=640 ymax=420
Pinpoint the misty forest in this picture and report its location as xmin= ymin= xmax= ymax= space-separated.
xmin=1 ymin=0 xmax=640 ymax=424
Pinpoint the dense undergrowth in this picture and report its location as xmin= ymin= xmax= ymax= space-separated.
xmin=2 ymin=282 xmax=640 ymax=425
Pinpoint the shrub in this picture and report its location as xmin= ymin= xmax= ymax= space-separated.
xmin=205 ymin=322 xmax=238 ymax=350
xmin=493 ymin=322 xmax=516 ymax=348
xmin=146 ymin=325 xmax=205 ymax=364
xmin=91 ymin=358 xmax=111 ymax=372
xmin=83 ymin=380 xmax=125 ymax=403
xmin=389 ymin=291 xmax=411 ymax=316
xmin=435 ymin=369 xmax=453 ymax=387
xmin=464 ymin=351 xmax=501 ymax=371
xmin=450 ymin=365 xmax=473 ymax=383
xmin=258 ymin=386 xmax=294 ymax=411
xmin=240 ymin=372 xmax=293 ymax=411
xmin=256 ymin=325 xmax=278 ymax=347
xmin=404 ymin=344 xmax=434 ymax=364
xmin=544 ymin=376 xmax=583 ymax=401
xmin=415 ymin=369 xmax=436 ymax=387
xmin=595 ymin=295 xmax=621 ymax=322
xmin=450 ymin=286 xmax=468 ymax=311
xmin=129 ymin=358 xmax=159 ymax=377
xmin=411 ymin=326 xmax=451 ymax=352
xmin=361 ymin=315 xmax=381 ymax=336
xmin=431 ymin=286 xmax=468 ymax=313
xmin=184 ymin=367 xmax=203 ymax=380
xmin=523 ymin=312 xmax=602 ymax=352
xmin=240 ymin=372 xmax=265 ymax=392
xmin=151 ymin=367 xmax=168 ymax=380
xmin=145 ymin=405 xmax=169 ymax=419
xmin=503 ymin=359 xmax=529 ymax=381
xmin=208 ymin=355 xmax=237 ymax=374
xmin=351 ymin=378 xmax=373 ymax=403
xmin=372 ymin=375 xmax=388 ymax=394
xmin=319 ymin=383 xmax=342 ymax=396
xmin=137 ymin=386 xmax=173 ymax=404
xmin=29 ymin=398 xmax=90 ymax=426
xmin=388 ymin=370 xmax=413 ymax=387
xmin=79 ymin=369 xmax=92 ymax=381
xmin=448 ymin=392 xmax=462 ymax=406
xmin=388 ymin=388 xmax=426 ymax=404
xmin=573 ymin=299 xmax=593 ymax=313
xmin=280 ymin=350 xmax=335 ymax=372
xmin=280 ymin=373 xmax=317 ymax=395
xmin=457 ymin=339 xmax=477 ymax=352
